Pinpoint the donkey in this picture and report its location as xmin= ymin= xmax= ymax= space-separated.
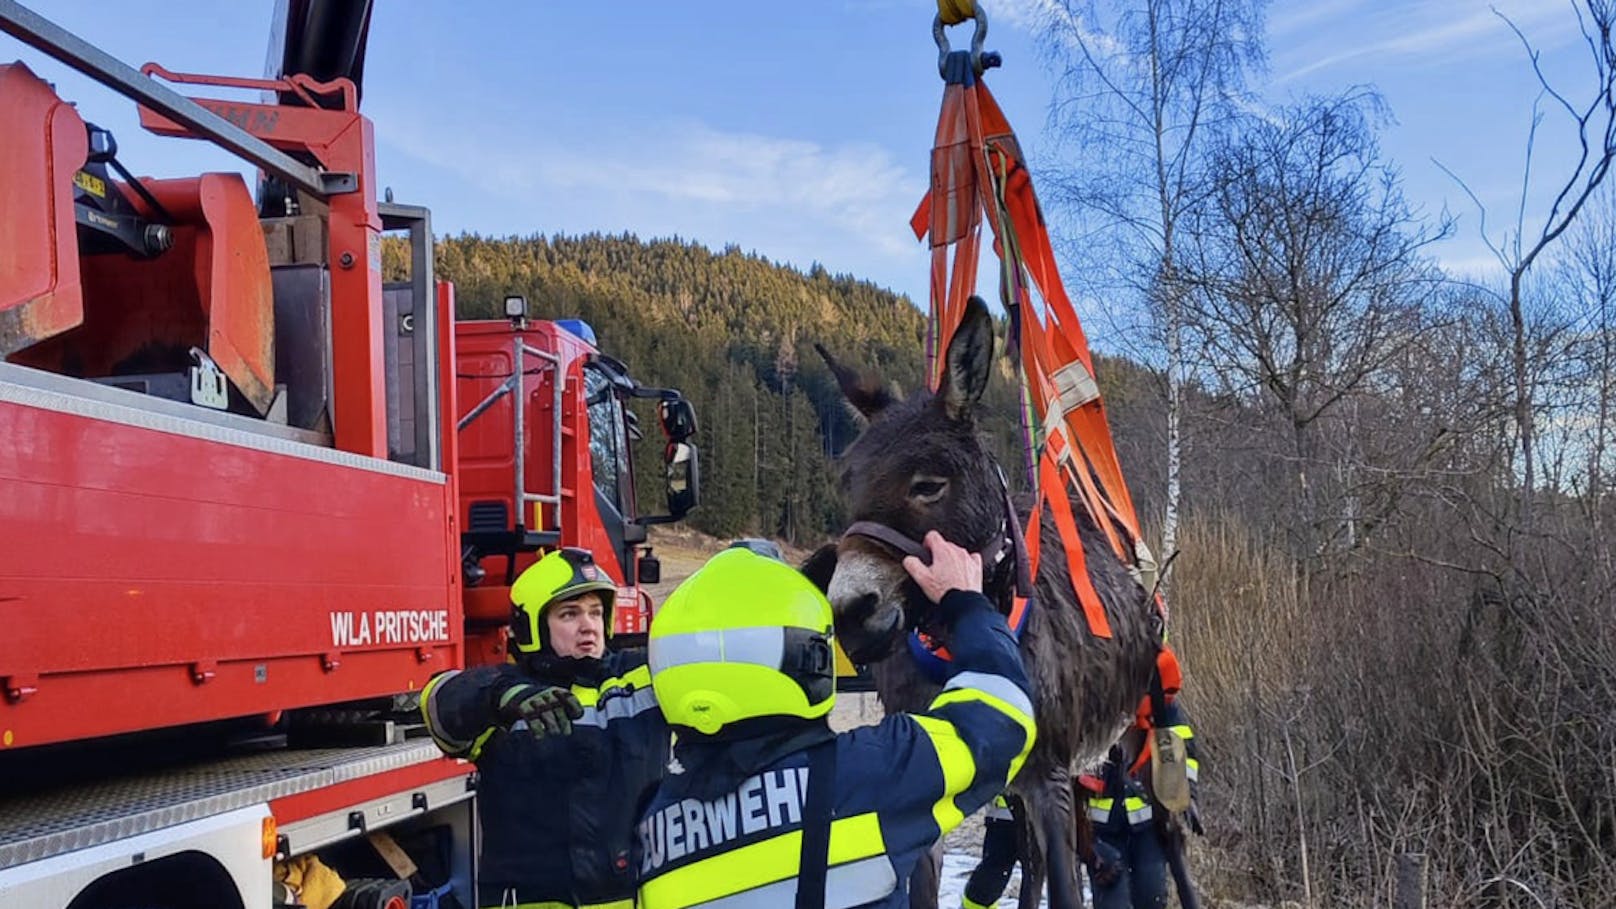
xmin=805 ymin=298 xmax=1162 ymax=909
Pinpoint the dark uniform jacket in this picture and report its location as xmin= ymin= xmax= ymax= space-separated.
xmin=422 ymin=650 xmax=669 ymax=908
xmin=635 ymin=590 xmax=1037 ymax=909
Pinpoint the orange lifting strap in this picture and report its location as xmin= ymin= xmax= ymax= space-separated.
xmin=914 ymin=7 xmax=1159 ymax=636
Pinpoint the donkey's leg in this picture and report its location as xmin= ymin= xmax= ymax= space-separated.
xmin=1008 ymin=841 xmax=1047 ymax=905
xmin=1012 ymin=795 xmax=1046 ymax=909
xmin=1018 ymin=863 xmax=1045 ymax=909
xmin=1037 ymin=767 xmax=1083 ymax=909
xmin=908 ymin=841 xmax=942 ymax=909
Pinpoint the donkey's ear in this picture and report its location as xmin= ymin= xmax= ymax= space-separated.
xmin=940 ymin=296 xmax=994 ymax=420
xmin=815 ymin=342 xmax=893 ymax=421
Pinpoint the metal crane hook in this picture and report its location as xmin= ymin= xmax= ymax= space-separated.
xmin=933 ymin=3 xmax=1001 ymax=78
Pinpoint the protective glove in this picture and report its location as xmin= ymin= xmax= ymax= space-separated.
xmin=1088 ymin=839 xmax=1124 ymax=889
xmin=496 ymin=683 xmax=583 ymax=739
xmin=274 ymin=854 xmax=346 ymax=909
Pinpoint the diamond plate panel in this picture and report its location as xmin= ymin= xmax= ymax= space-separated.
xmin=0 ymin=741 xmax=445 ymax=868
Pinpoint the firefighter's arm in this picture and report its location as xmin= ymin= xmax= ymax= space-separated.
xmin=1157 ymin=701 xmax=1202 ymax=794
xmin=420 ymin=666 xmax=580 ymax=757
xmin=1151 ymin=700 xmax=1204 ymax=835
xmin=909 ymin=593 xmax=1037 ymax=818
xmin=1174 ymin=706 xmax=1205 ymax=835
xmin=837 ymin=638 xmax=1035 ymax=844
xmin=899 ymin=533 xmax=1038 ymax=830
xmin=419 ymin=667 xmax=502 ymax=758
xmin=1183 ymin=720 xmax=1201 ymax=794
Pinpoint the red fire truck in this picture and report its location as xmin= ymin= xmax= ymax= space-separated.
xmin=0 ymin=1 xmax=698 ymax=905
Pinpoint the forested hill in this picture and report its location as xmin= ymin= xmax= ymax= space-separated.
xmin=410 ymin=232 xmax=973 ymax=543
xmin=396 ymin=232 xmax=1152 ymax=544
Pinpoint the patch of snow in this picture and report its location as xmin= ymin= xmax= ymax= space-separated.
xmin=938 ymin=851 xmax=1058 ymax=909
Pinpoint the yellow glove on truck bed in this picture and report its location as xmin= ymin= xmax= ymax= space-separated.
xmin=274 ymin=853 xmax=347 ymax=909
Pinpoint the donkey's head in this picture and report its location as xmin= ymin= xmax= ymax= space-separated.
xmin=816 ymin=297 xmax=1008 ymax=664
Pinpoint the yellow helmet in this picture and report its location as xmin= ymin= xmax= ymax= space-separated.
xmin=649 ymin=546 xmax=836 ymax=736
xmin=509 ymin=548 xmax=618 ymax=654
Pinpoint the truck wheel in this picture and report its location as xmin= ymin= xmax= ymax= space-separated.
xmin=68 ymin=852 xmax=245 ymax=909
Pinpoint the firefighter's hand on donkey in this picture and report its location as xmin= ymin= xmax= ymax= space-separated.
xmin=902 ymin=530 xmax=983 ymax=604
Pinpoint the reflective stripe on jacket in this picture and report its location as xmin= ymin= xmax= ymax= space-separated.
xmin=1086 ymin=795 xmax=1153 ymax=826
xmin=636 ymin=590 xmax=1035 ymax=909
xmin=422 ymin=651 xmax=669 ymax=906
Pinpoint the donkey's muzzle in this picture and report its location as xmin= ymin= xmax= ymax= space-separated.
xmin=842 ymin=605 xmax=904 ymax=664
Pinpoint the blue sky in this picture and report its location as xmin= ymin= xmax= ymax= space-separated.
xmin=4 ymin=1 xmax=1597 ymax=307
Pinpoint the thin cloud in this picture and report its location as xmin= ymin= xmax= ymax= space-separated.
xmin=958 ymin=0 xmax=1126 ymax=58
xmin=374 ymin=109 xmax=931 ymax=292
xmin=1275 ymin=1 xmax=1575 ymax=84
xmin=536 ymin=125 xmax=924 ymax=260
xmin=841 ymin=0 xmax=1057 ymax=33
xmin=1268 ymin=0 xmax=1369 ymax=37
xmin=986 ymin=0 xmax=1059 ymax=31
xmin=841 ymin=0 xmax=1125 ymax=66
xmin=1435 ymin=249 xmax=1507 ymax=281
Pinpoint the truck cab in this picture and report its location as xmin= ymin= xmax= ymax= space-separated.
xmin=454 ymin=303 xmax=699 ymax=662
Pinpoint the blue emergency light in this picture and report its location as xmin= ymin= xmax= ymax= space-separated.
xmin=555 ymin=319 xmax=598 ymax=346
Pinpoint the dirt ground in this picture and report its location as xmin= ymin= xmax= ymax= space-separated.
xmin=641 ymin=525 xmax=814 ymax=602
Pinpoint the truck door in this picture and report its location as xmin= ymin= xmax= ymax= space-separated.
xmin=582 ymin=362 xmax=640 ymax=581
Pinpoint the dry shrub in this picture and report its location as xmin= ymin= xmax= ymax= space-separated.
xmin=1168 ymin=508 xmax=1616 ymax=908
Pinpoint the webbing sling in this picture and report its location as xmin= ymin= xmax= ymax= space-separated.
xmin=918 ymin=8 xmax=1162 ymax=635
xmin=795 ymin=740 xmax=840 ymax=909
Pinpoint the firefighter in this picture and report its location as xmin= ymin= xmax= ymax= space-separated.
xmin=1080 ymin=694 xmax=1202 ymax=909
xmin=635 ymin=531 xmax=1036 ymax=909
xmin=420 ymin=547 xmax=668 ymax=909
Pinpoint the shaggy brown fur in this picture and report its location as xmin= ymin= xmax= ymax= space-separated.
xmin=809 ymin=298 xmax=1161 ymax=909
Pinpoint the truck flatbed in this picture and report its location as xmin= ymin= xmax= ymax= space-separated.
xmin=0 ymin=739 xmax=469 ymax=870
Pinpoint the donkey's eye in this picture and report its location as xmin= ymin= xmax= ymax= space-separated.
xmin=909 ymin=478 xmax=949 ymax=502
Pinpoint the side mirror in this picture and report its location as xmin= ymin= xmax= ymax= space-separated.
xmin=665 ymin=441 xmax=699 ymax=519
xmin=637 ymin=549 xmax=662 ymax=585
xmin=659 ymin=398 xmax=698 ymax=444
